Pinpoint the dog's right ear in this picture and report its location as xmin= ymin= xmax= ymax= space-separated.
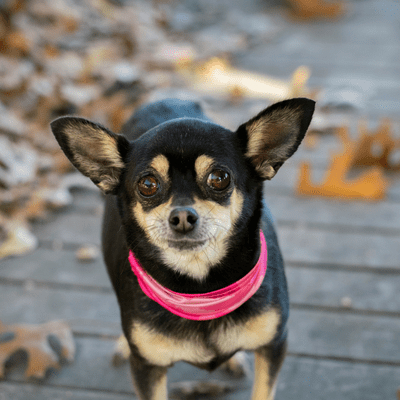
xmin=51 ymin=117 xmax=130 ymax=194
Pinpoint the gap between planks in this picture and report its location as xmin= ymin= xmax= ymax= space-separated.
xmin=287 ymin=260 xmax=400 ymax=275
xmin=286 ymin=352 xmax=400 ymax=368
xmin=290 ymin=303 xmax=400 ymax=319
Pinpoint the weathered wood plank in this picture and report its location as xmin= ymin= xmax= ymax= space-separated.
xmin=0 ymin=382 xmax=136 ymax=400
xmin=2 ymin=336 xmax=400 ymax=400
xmin=2 ymin=337 xmax=224 ymax=394
xmin=2 ymin=249 xmax=400 ymax=315
xmin=278 ymin=224 xmax=400 ymax=269
xmin=237 ymin=40 xmax=400 ymax=71
xmin=69 ymin=188 xmax=103 ymax=212
xmin=234 ymin=54 xmax=400 ymax=90
xmin=31 ymin=195 xmax=400 ymax=268
xmin=276 ymin=355 xmax=400 ymax=400
xmin=236 ymin=1 xmax=400 ymax=71
xmin=32 ymin=212 xmax=102 ymax=246
xmin=0 ymin=285 xmax=121 ymax=337
xmin=2 ymin=284 xmax=400 ymax=363
xmin=288 ymin=309 xmax=400 ymax=363
xmin=266 ymin=193 xmax=400 ymax=233
xmin=235 ymin=41 xmax=400 ymax=87
xmin=264 ymin=163 xmax=400 ymax=201
xmin=234 ymin=2 xmax=400 ymax=121
xmin=286 ymin=266 xmax=400 ymax=313
xmin=0 ymin=248 xmax=111 ymax=289
xmin=1 ymin=337 xmax=134 ymax=393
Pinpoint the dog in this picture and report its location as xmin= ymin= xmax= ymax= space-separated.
xmin=51 ymin=97 xmax=315 ymax=400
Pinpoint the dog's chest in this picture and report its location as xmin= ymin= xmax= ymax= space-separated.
xmin=130 ymin=308 xmax=280 ymax=367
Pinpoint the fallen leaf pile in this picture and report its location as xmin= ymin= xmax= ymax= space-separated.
xmin=0 ymin=0 xmax=144 ymax=257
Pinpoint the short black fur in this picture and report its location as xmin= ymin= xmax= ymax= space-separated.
xmin=51 ymin=97 xmax=315 ymax=399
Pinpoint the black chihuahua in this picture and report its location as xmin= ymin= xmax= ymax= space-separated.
xmin=51 ymin=97 xmax=315 ymax=400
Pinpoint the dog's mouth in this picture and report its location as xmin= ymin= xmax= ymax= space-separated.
xmin=167 ymin=239 xmax=207 ymax=251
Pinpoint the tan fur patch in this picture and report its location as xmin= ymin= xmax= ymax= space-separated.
xmin=229 ymin=187 xmax=244 ymax=225
xmin=212 ymin=308 xmax=280 ymax=354
xmin=252 ymin=351 xmax=274 ymax=400
xmin=65 ymin=122 xmax=124 ymax=191
xmin=255 ymin=162 xmax=276 ymax=180
xmin=194 ymin=155 xmax=215 ymax=182
xmin=99 ymin=134 xmax=125 ymax=168
xmin=114 ymin=335 xmax=131 ymax=361
xmin=130 ymin=321 xmax=213 ymax=367
xmin=132 ymin=197 xmax=173 ymax=241
xmin=245 ymin=108 xmax=300 ymax=158
xmin=66 ymin=124 xmax=124 ymax=169
xmin=132 ymin=189 xmax=244 ymax=280
xmin=150 ymin=155 xmax=169 ymax=182
xmin=130 ymin=309 xmax=280 ymax=370
xmin=153 ymin=374 xmax=167 ymax=400
xmin=245 ymin=107 xmax=302 ymax=179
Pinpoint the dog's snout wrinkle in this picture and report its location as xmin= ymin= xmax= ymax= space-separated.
xmin=169 ymin=207 xmax=198 ymax=233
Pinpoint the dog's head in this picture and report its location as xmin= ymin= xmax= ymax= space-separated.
xmin=51 ymin=98 xmax=314 ymax=280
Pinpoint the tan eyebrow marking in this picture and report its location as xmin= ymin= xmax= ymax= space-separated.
xmin=150 ymin=154 xmax=169 ymax=181
xmin=194 ymin=155 xmax=215 ymax=181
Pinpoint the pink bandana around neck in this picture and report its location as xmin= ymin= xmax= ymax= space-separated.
xmin=128 ymin=230 xmax=267 ymax=321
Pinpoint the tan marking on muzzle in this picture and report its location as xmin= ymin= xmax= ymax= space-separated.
xmin=132 ymin=198 xmax=173 ymax=237
xmin=131 ymin=189 xmax=244 ymax=281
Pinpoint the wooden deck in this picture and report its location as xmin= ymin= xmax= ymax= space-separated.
xmin=1 ymin=0 xmax=400 ymax=399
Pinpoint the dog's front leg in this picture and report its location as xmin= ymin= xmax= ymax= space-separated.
xmin=251 ymin=339 xmax=287 ymax=400
xmin=129 ymin=351 xmax=168 ymax=400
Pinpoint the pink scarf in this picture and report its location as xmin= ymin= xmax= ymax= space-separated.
xmin=129 ymin=231 xmax=267 ymax=321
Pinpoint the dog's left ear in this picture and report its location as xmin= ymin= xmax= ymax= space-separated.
xmin=237 ymin=98 xmax=315 ymax=180
xmin=50 ymin=117 xmax=130 ymax=194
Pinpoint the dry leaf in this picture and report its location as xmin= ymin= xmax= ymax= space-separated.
xmin=0 ymin=320 xmax=75 ymax=379
xmin=182 ymin=57 xmax=311 ymax=102
xmin=297 ymin=126 xmax=389 ymax=201
xmin=76 ymin=245 xmax=100 ymax=262
xmin=0 ymin=220 xmax=38 ymax=259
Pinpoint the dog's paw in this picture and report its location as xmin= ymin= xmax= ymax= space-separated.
xmin=0 ymin=320 xmax=75 ymax=379
xmin=112 ymin=335 xmax=131 ymax=366
xmin=170 ymin=380 xmax=237 ymax=399
xmin=219 ymin=351 xmax=251 ymax=378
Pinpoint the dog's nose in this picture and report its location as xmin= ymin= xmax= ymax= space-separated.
xmin=169 ymin=207 xmax=199 ymax=234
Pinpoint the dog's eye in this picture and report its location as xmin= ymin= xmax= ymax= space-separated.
xmin=138 ymin=175 xmax=159 ymax=197
xmin=207 ymin=170 xmax=230 ymax=191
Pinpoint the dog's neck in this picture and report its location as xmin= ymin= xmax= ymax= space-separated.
xmin=127 ymin=223 xmax=262 ymax=294
xmin=129 ymin=231 xmax=267 ymax=320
